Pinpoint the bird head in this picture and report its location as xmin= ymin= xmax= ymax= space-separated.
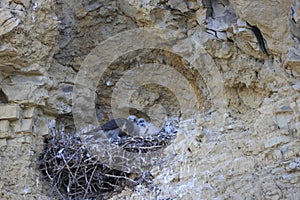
xmin=137 ymin=118 xmax=146 ymax=127
xmin=128 ymin=115 xmax=137 ymax=123
xmin=119 ymin=120 xmax=134 ymax=136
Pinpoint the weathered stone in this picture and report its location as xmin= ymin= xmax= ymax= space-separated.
xmin=0 ymin=120 xmax=10 ymax=138
xmin=272 ymin=149 xmax=282 ymax=160
xmin=0 ymin=139 xmax=6 ymax=147
xmin=0 ymin=0 xmax=300 ymax=199
xmin=238 ymin=87 xmax=265 ymax=109
xmin=284 ymin=47 xmax=300 ymax=75
xmin=286 ymin=161 xmax=300 ymax=172
xmin=6 ymin=135 xmax=32 ymax=146
xmin=12 ymin=0 xmax=31 ymax=8
xmin=0 ymin=120 xmax=10 ymax=132
xmin=167 ymin=0 xmax=188 ymax=12
xmin=196 ymin=8 xmax=207 ymax=25
xmin=35 ymin=117 xmax=49 ymax=136
xmin=230 ymin=0 xmax=292 ymax=55
xmin=264 ymin=136 xmax=290 ymax=148
xmin=231 ymin=24 xmax=267 ymax=59
xmin=292 ymin=83 xmax=300 ymax=91
xmin=22 ymin=107 xmax=36 ymax=119
xmin=1 ymin=85 xmax=38 ymax=103
xmin=275 ymin=108 xmax=294 ymax=130
xmin=116 ymin=0 xmax=152 ymax=25
xmin=277 ymin=105 xmax=293 ymax=113
xmin=0 ymin=8 xmax=20 ymax=36
xmin=11 ymin=119 xmax=33 ymax=133
xmin=295 ymin=122 xmax=300 ymax=135
xmin=0 ymin=105 xmax=20 ymax=120
xmin=205 ymin=40 xmax=234 ymax=59
xmin=290 ymin=0 xmax=300 ymax=38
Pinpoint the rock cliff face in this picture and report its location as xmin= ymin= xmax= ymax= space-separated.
xmin=0 ymin=0 xmax=299 ymax=199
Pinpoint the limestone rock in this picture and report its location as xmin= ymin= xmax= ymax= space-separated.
xmin=290 ymin=0 xmax=300 ymax=38
xmin=0 ymin=104 xmax=20 ymax=120
xmin=1 ymin=85 xmax=44 ymax=104
xmin=204 ymin=40 xmax=234 ymax=59
xmin=275 ymin=105 xmax=294 ymax=129
xmin=0 ymin=120 xmax=10 ymax=138
xmin=284 ymin=46 xmax=300 ymax=76
xmin=0 ymin=139 xmax=7 ymax=147
xmin=116 ymin=0 xmax=153 ymax=25
xmin=264 ymin=136 xmax=290 ymax=148
xmin=295 ymin=122 xmax=300 ymax=136
xmin=22 ymin=107 xmax=36 ymax=119
xmin=230 ymin=0 xmax=292 ymax=55
xmin=0 ymin=0 xmax=300 ymax=199
xmin=167 ymin=0 xmax=188 ymax=12
xmin=0 ymin=8 xmax=20 ymax=36
xmin=11 ymin=119 xmax=33 ymax=133
xmin=45 ymin=84 xmax=73 ymax=114
xmin=35 ymin=117 xmax=50 ymax=136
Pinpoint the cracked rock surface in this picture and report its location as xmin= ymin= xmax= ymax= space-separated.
xmin=0 ymin=0 xmax=299 ymax=199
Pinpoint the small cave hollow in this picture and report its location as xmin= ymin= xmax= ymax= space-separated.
xmin=95 ymin=48 xmax=212 ymax=124
xmin=0 ymin=89 xmax=8 ymax=104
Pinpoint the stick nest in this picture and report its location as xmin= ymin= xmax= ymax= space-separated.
xmin=38 ymin=130 xmax=176 ymax=199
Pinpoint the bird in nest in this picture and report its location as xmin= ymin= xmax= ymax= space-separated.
xmin=82 ymin=115 xmax=161 ymax=142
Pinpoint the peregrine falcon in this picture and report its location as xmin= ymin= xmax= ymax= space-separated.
xmin=137 ymin=118 xmax=160 ymax=136
xmin=83 ymin=115 xmax=146 ymax=141
xmin=83 ymin=116 xmax=162 ymax=141
xmin=163 ymin=121 xmax=177 ymax=133
xmin=128 ymin=115 xmax=137 ymax=123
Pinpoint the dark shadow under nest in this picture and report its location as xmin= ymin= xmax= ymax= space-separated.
xmin=38 ymin=129 xmax=176 ymax=199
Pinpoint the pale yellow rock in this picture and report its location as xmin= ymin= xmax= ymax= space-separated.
xmin=265 ymin=136 xmax=290 ymax=148
xmin=295 ymin=121 xmax=300 ymax=131
xmin=1 ymin=85 xmax=48 ymax=105
xmin=0 ymin=8 xmax=20 ymax=36
xmin=284 ymin=47 xmax=300 ymax=73
xmin=0 ymin=120 xmax=10 ymax=138
xmin=272 ymin=150 xmax=282 ymax=160
xmin=0 ymin=0 xmax=300 ymax=199
xmin=0 ymin=105 xmax=20 ymax=120
xmin=116 ymin=0 xmax=152 ymax=25
xmin=167 ymin=0 xmax=188 ymax=12
xmin=0 ymin=139 xmax=7 ymax=147
xmin=1 ymin=85 xmax=37 ymax=103
xmin=275 ymin=112 xmax=293 ymax=130
xmin=22 ymin=107 xmax=36 ymax=119
xmin=290 ymin=0 xmax=300 ymax=38
xmin=230 ymin=0 xmax=292 ymax=55
xmin=11 ymin=119 xmax=33 ymax=133
xmin=0 ymin=120 xmax=10 ymax=132
xmin=196 ymin=8 xmax=207 ymax=25
xmin=6 ymin=135 xmax=32 ymax=146
xmin=35 ymin=116 xmax=51 ymax=136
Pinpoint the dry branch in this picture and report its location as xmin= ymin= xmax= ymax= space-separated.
xmin=38 ymin=129 xmax=176 ymax=199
